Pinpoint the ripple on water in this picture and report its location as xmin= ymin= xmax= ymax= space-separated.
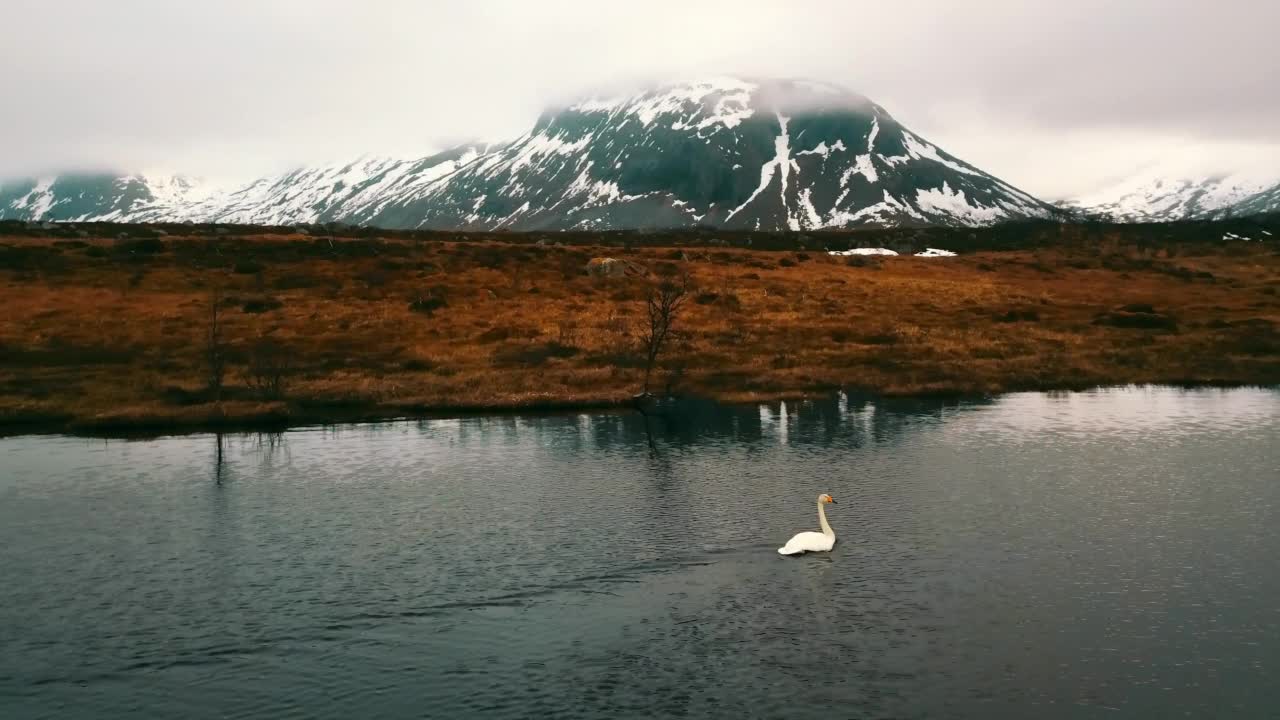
xmin=0 ymin=388 xmax=1277 ymax=719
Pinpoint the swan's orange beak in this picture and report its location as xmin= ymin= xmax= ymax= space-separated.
xmin=827 ymin=497 xmax=837 ymax=504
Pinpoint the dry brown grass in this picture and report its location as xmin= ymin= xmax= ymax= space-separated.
xmin=1 ymin=230 xmax=1277 ymax=433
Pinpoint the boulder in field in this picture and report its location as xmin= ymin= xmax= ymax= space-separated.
xmin=585 ymin=257 xmax=644 ymax=278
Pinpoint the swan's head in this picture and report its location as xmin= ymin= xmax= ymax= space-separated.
xmin=819 ymin=493 xmax=837 ymax=504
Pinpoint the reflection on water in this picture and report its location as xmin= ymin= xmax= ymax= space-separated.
xmin=0 ymin=387 xmax=1277 ymax=719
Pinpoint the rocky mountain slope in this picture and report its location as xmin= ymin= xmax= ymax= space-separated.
xmin=1226 ymin=181 xmax=1280 ymax=218
xmin=2 ymin=78 xmax=1059 ymax=230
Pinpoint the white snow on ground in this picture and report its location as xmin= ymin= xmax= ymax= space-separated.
xmin=463 ymin=194 xmax=488 ymax=223
xmin=915 ymin=182 xmax=1005 ymax=226
xmin=356 ymin=152 xmax=476 ymax=212
xmin=900 ymin=132 xmax=981 ymax=176
xmin=799 ymin=188 xmax=822 ymax=227
xmin=670 ymin=198 xmax=702 ymax=219
xmin=725 ymin=113 xmax=799 ymax=226
xmin=492 ymin=201 xmax=531 ymax=229
xmin=774 ymin=115 xmax=796 ymax=229
xmin=995 ymin=197 xmax=1051 ymax=219
xmin=210 ymin=156 xmax=400 ymax=223
xmin=473 ymin=148 xmax=511 ymax=177
xmin=835 ymin=123 xmax=881 ymax=206
xmin=684 ymin=86 xmax=756 ymax=131
xmin=827 ymin=191 xmax=924 ymax=227
xmin=842 ymin=118 xmax=881 ymax=189
xmin=582 ymin=181 xmax=638 ymax=207
xmin=879 ymin=131 xmax=981 ymax=177
xmin=337 ymin=162 xmax=421 ymax=213
xmin=829 ymin=245 xmax=952 ymax=257
xmin=847 ymin=154 xmax=878 ymax=185
xmin=573 ymin=77 xmax=758 ymax=132
xmin=11 ymin=178 xmax=56 ymax=218
xmin=186 ymin=155 xmax=431 ymax=225
xmin=139 ymin=174 xmax=223 ymax=206
xmin=797 ymin=140 xmax=847 ymax=158
xmin=1223 ymin=232 xmax=1253 ymax=241
xmin=828 ymin=247 xmax=898 ymax=256
xmin=582 ymin=179 xmax=631 ymax=207
xmin=829 ymin=247 xmax=954 ymax=257
xmin=562 ymin=164 xmax=646 ymax=209
xmin=90 ymin=174 xmax=222 ymax=222
xmin=508 ymin=132 xmax=594 ymax=171
xmin=834 ymin=184 xmax=852 ymax=209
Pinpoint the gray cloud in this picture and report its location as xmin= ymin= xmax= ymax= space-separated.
xmin=3 ymin=0 xmax=1278 ymax=198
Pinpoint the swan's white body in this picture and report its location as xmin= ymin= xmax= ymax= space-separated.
xmin=778 ymin=494 xmax=837 ymax=555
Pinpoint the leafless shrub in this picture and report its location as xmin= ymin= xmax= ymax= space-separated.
xmin=639 ymin=274 xmax=690 ymax=394
xmin=247 ymin=336 xmax=291 ymax=400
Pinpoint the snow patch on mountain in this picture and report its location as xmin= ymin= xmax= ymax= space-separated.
xmin=828 ymin=191 xmax=924 ymax=228
xmin=915 ymin=183 xmax=1004 ymax=226
xmin=899 ymin=132 xmax=982 ymax=177
xmin=11 ymin=179 xmax=56 ymax=218
xmin=572 ymin=76 xmax=758 ymax=133
xmin=727 ymin=112 xmax=799 ymax=225
xmin=509 ymin=132 xmax=594 ymax=171
xmin=797 ymin=140 xmax=847 ymax=158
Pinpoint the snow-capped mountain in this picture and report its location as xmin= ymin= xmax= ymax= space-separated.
xmin=0 ymin=174 xmax=219 ymax=224
xmin=1066 ymin=169 xmax=1280 ymax=222
xmin=2 ymin=78 xmax=1058 ymax=230
xmin=150 ymin=146 xmax=490 ymax=226
xmin=341 ymin=77 xmax=1058 ymax=230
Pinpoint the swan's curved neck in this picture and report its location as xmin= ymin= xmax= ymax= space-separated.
xmin=817 ymin=500 xmax=834 ymax=536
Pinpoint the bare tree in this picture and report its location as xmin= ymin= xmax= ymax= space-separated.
xmin=639 ymin=275 xmax=689 ymax=395
xmin=206 ymin=288 xmax=226 ymax=400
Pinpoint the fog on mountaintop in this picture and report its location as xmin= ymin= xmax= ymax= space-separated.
xmin=554 ymin=78 xmax=879 ymax=119
xmin=1 ymin=0 xmax=1278 ymax=198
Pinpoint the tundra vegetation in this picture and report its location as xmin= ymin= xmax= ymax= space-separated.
xmin=0 ymin=219 xmax=1276 ymax=433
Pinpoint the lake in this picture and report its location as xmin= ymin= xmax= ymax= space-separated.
xmin=1 ymin=388 xmax=1277 ymax=719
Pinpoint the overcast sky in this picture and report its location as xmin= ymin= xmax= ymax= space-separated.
xmin=4 ymin=0 xmax=1278 ymax=199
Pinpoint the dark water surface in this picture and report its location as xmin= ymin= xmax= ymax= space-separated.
xmin=2 ymin=388 xmax=1278 ymax=719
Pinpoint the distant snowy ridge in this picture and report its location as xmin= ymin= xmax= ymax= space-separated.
xmin=1065 ymin=169 xmax=1280 ymax=222
xmin=2 ymin=77 xmax=1060 ymax=231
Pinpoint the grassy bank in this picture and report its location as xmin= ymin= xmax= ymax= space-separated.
xmin=1 ymin=225 xmax=1277 ymax=434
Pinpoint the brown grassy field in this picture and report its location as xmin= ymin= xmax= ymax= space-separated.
xmin=1 ymin=226 xmax=1277 ymax=433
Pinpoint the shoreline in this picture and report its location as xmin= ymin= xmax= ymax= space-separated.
xmin=2 ymin=381 xmax=1274 ymax=439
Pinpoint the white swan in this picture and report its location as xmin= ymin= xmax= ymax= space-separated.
xmin=777 ymin=493 xmax=837 ymax=555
